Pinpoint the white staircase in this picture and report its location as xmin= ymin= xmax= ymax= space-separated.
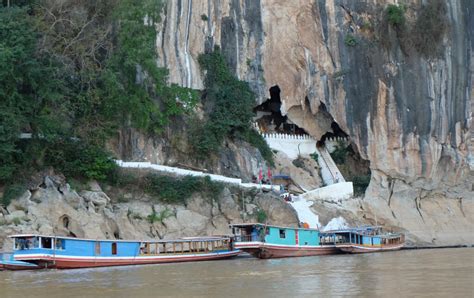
xmin=467 ymin=56 xmax=474 ymax=170
xmin=468 ymin=89 xmax=474 ymax=170
xmin=316 ymin=145 xmax=345 ymax=185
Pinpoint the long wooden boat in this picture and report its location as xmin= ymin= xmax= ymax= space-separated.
xmin=329 ymin=226 xmax=405 ymax=253
xmin=1 ymin=234 xmax=239 ymax=270
xmin=230 ymin=223 xmax=339 ymax=259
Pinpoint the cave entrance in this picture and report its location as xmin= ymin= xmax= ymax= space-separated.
xmin=318 ymin=122 xmax=349 ymax=146
xmin=317 ymin=121 xmax=371 ymax=196
xmin=254 ymin=85 xmax=307 ymax=135
xmin=59 ymin=215 xmax=70 ymax=229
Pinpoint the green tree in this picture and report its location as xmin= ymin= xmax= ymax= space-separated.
xmin=194 ymin=48 xmax=273 ymax=165
xmin=386 ymin=4 xmax=406 ymax=27
xmin=0 ymin=7 xmax=68 ymax=181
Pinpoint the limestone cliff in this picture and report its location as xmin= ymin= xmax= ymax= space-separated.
xmin=154 ymin=0 xmax=473 ymax=245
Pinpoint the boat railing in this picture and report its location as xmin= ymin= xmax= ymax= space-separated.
xmin=234 ymin=235 xmax=262 ymax=242
xmin=138 ymin=238 xmax=232 ymax=255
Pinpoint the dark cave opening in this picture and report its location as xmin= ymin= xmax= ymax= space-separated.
xmin=62 ymin=216 xmax=69 ymax=229
xmin=59 ymin=215 xmax=70 ymax=229
xmin=318 ymin=122 xmax=349 ymax=145
xmin=312 ymin=108 xmax=371 ymax=196
xmin=254 ymin=85 xmax=307 ymax=135
xmin=318 ymin=122 xmax=371 ymax=196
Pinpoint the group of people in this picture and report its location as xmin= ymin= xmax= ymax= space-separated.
xmin=251 ymin=175 xmax=271 ymax=185
xmin=282 ymin=193 xmax=293 ymax=202
xmin=15 ymin=237 xmax=36 ymax=250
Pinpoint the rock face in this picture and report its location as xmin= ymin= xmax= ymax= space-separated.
xmin=155 ymin=0 xmax=473 ymax=244
xmin=109 ymin=127 xmax=269 ymax=182
xmin=0 ymin=175 xmax=298 ymax=250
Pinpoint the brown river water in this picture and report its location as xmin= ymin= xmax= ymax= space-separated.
xmin=0 ymin=248 xmax=472 ymax=297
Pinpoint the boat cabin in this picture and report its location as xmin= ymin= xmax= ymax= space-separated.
xmin=10 ymin=234 xmax=234 ymax=259
xmin=325 ymin=226 xmax=404 ymax=247
xmin=230 ymin=223 xmax=321 ymax=246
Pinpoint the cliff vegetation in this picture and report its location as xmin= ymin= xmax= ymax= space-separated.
xmin=0 ymin=0 xmax=196 ymax=188
xmin=192 ymin=48 xmax=273 ymax=165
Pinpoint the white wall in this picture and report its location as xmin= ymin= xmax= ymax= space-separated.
xmin=263 ymin=133 xmax=317 ymax=159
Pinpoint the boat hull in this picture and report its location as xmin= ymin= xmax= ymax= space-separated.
xmin=337 ymin=244 xmax=404 ymax=254
xmin=0 ymin=260 xmax=41 ymax=270
xmin=2 ymin=264 xmax=40 ymax=270
xmin=15 ymin=250 xmax=240 ymax=269
xmin=235 ymin=242 xmax=338 ymax=259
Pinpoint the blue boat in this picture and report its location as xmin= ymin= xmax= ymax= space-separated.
xmin=230 ymin=223 xmax=338 ymax=258
xmin=328 ymin=226 xmax=405 ymax=253
xmin=2 ymin=234 xmax=239 ymax=269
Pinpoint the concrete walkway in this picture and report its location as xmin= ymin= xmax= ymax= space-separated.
xmin=115 ymin=160 xmax=281 ymax=192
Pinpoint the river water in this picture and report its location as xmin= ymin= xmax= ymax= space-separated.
xmin=0 ymin=248 xmax=472 ymax=297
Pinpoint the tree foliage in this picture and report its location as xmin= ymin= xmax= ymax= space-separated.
xmin=0 ymin=1 xmax=197 ymax=183
xmin=386 ymin=4 xmax=406 ymax=27
xmin=144 ymin=174 xmax=224 ymax=204
xmin=330 ymin=141 xmax=349 ymax=165
xmin=0 ymin=7 xmax=68 ymax=181
xmin=352 ymin=175 xmax=371 ymax=196
xmin=380 ymin=1 xmax=447 ymax=58
xmin=193 ymin=48 xmax=274 ymax=165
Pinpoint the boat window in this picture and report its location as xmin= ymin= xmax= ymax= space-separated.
xmin=112 ymin=242 xmax=117 ymax=255
xmin=41 ymin=237 xmax=53 ymax=249
xmin=55 ymin=239 xmax=65 ymax=250
xmin=15 ymin=237 xmax=40 ymax=250
xmin=18 ymin=237 xmax=39 ymax=249
xmin=279 ymin=229 xmax=286 ymax=238
xmin=14 ymin=238 xmax=26 ymax=250
xmin=95 ymin=242 xmax=100 ymax=255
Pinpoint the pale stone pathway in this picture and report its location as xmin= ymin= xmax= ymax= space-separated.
xmin=289 ymin=196 xmax=321 ymax=228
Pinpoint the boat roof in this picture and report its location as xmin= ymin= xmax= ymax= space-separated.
xmin=323 ymin=226 xmax=383 ymax=233
xmin=9 ymin=234 xmax=231 ymax=243
xmin=229 ymin=223 xmax=319 ymax=232
xmin=322 ymin=227 xmax=403 ymax=238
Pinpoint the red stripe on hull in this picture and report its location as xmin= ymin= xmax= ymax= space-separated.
xmin=337 ymin=244 xmax=404 ymax=254
xmin=239 ymin=245 xmax=339 ymax=259
xmin=27 ymin=251 xmax=240 ymax=269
